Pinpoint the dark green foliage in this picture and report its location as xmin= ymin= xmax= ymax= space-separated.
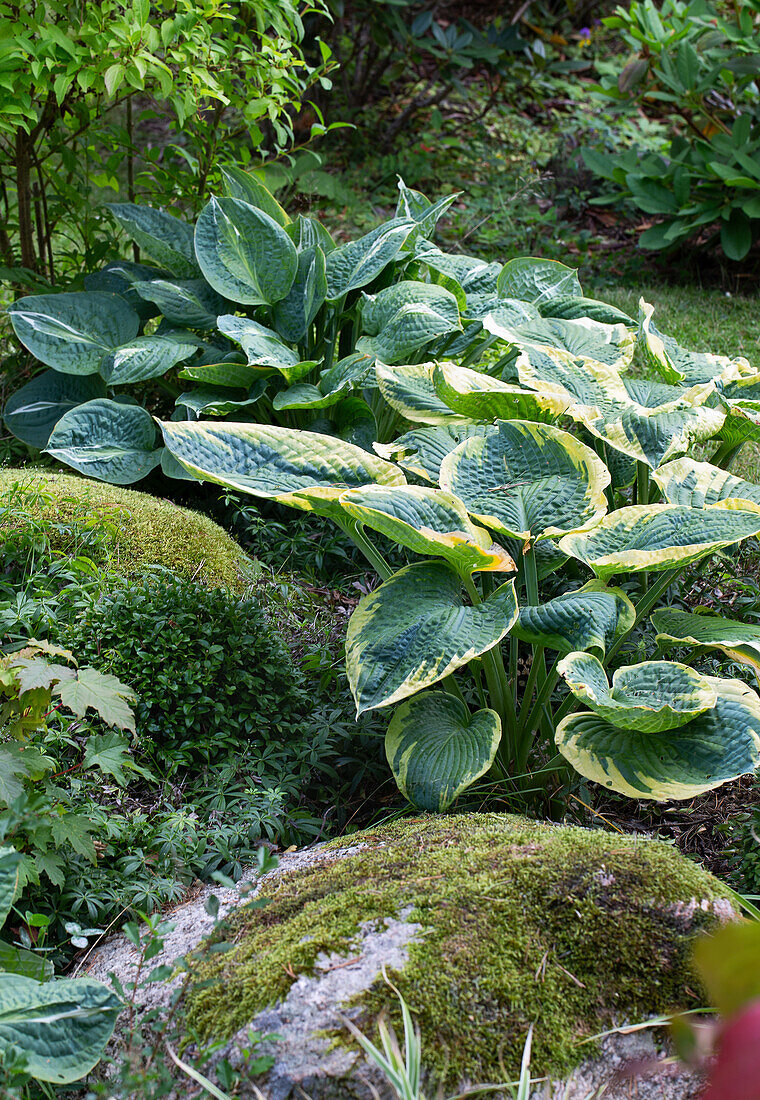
xmin=53 ymin=572 xmax=309 ymax=772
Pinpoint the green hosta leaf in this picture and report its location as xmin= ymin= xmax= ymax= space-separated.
xmin=415 ymin=240 xmax=499 ymax=289
xmin=133 ymin=278 xmax=228 ymax=329
xmin=359 ymin=282 xmax=461 ymax=364
xmin=653 ymin=457 xmax=760 ymax=509
xmin=432 ymin=361 xmax=568 ymax=422
xmin=511 ymin=581 xmax=635 ymax=656
xmin=178 ymin=361 xmax=268 ymax=389
xmin=539 ymin=295 xmax=634 ymax=325
xmin=638 ymin=300 xmax=737 ymax=385
xmin=108 ymin=203 xmax=198 ymax=276
xmin=439 ymin=419 xmax=610 ymax=543
xmin=287 ymin=214 xmax=336 ymax=254
xmin=652 ymin=607 xmax=760 ymax=680
xmin=160 ymin=421 xmax=405 ymax=521
xmin=4 ymin=370 xmax=106 ymax=449
xmin=56 ymin=667 xmax=136 ymax=732
xmin=385 ymin=691 xmax=500 ymax=811
xmin=555 ymin=675 xmax=760 ymax=800
xmin=46 ymin=399 xmax=162 ymax=485
xmin=8 ymin=293 xmax=139 ymax=375
xmin=346 ymin=560 xmax=518 ymax=714
xmin=176 ymin=387 xmax=266 ymax=418
xmin=395 ymin=178 xmax=460 ymax=242
xmin=374 ymin=424 xmax=494 ymax=484
xmin=84 ymin=261 xmax=168 ymax=324
xmin=272 ymin=382 xmax=349 ymax=411
xmin=716 ymin=399 xmax=760 ymax=449
xmin=0 ymin=939 xmax=52 ymax=981
xmin=0 ymin=975 xmax=120 ymax=1084
xmin=325 ymin=219 xmax=414 ymax=300
xmin=100 ymin=336 xmax=196 ymax=385
xmin=559 ymin=502 xmax=760 ymax=580
xmin=340 ymin=485 xmax=516 ymax=575
xmin=217 ymin=315 xmax=316 ymax=383
xmin=0 ymin=845 xmax=21 ymax=927
xmin=376 ymin=362 xmax=470 ymax=425
xmin=558 ymin=652 xmax=717 ymax=732
xmin=486 ymin=313 xmax=636 ymax=370
xmin=220 ymin=165 xmax=290 ymax=226
xmin=272 ymin=246 xmax=327 ymax=343
xmin=496 ymin=257 xmax=582 ymax=304
xmin=194 ymin=196 xmax=298 ymax=306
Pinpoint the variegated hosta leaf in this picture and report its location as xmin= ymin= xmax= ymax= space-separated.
xmin=555 ymin=675 xmax=760 ymax=800
xmin=385 ymin=691 xmax=500 ymax=811
xmin=638 ymin=299 xmax=739 ymax=385
xmin=485 ymin=313 xmax=635 ymax=371
xmin=217 ymin=316 xmax=317 ymax=383
xmin=432 ymin=362 xmax=568 ymax=423
xmin=539 ymin=295 xmax=634 ymax=325
xmin=559 ymin=503 xmax=760 ymax=580
xmin=359 ymin=282 xmax=461 ymax=364
xmin=375 ymin=362 xmax=470 ymax=425
xmin=558 ymin=651 xmax=717 ymax=733
xmin=439 ymin=419 xmax=610 ymax=543
xmin=339 ymin=485 xmax=516 ymax=575
xmin=374 ymin=424 xmax=495 ymax=484
xmin=346 ymin=560 xmax=518 ymax=714
xmin=652 ymin=607 xmax=760 ymax=680
xmin=160 ymin=421 xmax=405 ymax=520
xmin=46 ymin=399 xmax=162 ymax=484
xmin=495 ymin=257 xmax=583 ymax=304
xmin=576 ymin=377 xmax=725 ymax=470
xmin=319 ymin=352 xmax=377 ymax=396
xmin=511 ymin=581 xmax=635 ymax=656
xmin=716 ymin=399 xmax=760 ymax=449
xmin=653 ymin=457 xmax=760 ymax=510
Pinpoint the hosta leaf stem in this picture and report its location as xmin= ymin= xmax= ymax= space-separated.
xmin=462 ymin=572 xmax=518 ymax=756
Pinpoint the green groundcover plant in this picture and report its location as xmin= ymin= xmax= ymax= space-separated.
xmin=8 ymin=175 xmax=760 ymax=813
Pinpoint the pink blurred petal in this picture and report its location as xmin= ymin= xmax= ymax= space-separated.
xmin=702 ymin=1001 xmax=760 ymax=1100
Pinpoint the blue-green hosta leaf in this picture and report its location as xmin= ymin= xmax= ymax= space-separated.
xmin=160 ymin=421 xmax=405 ymax=520
xmin=511 ymin=581 xmax=635 ymax=656
xmin=272 ymin=246 xmax=327 ymax=343
xmin=346 ymin=560 xmax=518 ymax=713
xmin=638 ymin=299 xmax=740 ymax=385
xmin=340 ymin=485 xmax=516 ymax=575
xmin=0 ymin=845 xmax=20 ymax=926
xmin=272 ymin=382 xmax=350 ymax=411
xmin=178 ymin=360 xmax=268 ymax=388
xmin=496 ymin=257 xmax=582 ymax=304
xmin=319 ymin=352 xmax=377 ymax=395
xmin=464 ymin=296 xmax=540 ymax=326
xmin=486 ymin=313 xmax=636 ymax=370
xmin=4 ymin=370 xmax=107 ymax=449
xmin=432 ymin=361 xmax=569 ymax=422
xmin=46 ymin=399 xmax=162 ymax=485
xmin=415 ymin=240 xmax=501 ymax=295
xmin=0 ymin=974 xmax=120 ymax=1084
xmin=653 ymin=457 xmax=760 ymax=509
xmin=558 ymin=651 xmax=717 ymax=732
xmin=325 ymin=218 xmax=414 ymax=300
xmin=217 ymin=316 xmax=317 ymax=383
xmin=194 ymin=196 xmax=298 ymax=306
xmin=0 ymin=939 xmax=53 ymax=981
xmin=395 ymin=178 xmax=460 ymax=242
xmin=539 ymin=295 xmax=634 ymax=325
xmin=559 ymin=502 xmax=760 ymax=580
xmin=555 ymin=675 xmax=760 ymax=800
xmin=376 ymin=362 xmax=470 ymax=425
xmin=8 ymin=293 xmax=139 ymax=376
xmin=439 ymin=419 xmax=610 ymax=543
xmin=133 ymin=278 xmax=228 ymax=329
xmin=176 ymin=383 xmax=266 ymax=418
xmin=287 ymin=214 xmax=336 ymax=254
xmin=359 ymin=282 xmax=461 ymax=364
xmin=99 ymin=336 xmax=196 ymax=385
xmin=108 ymin=203 xmax=198 ymax=277
xmin=374 ymin=423 xmax=494 ymax=484
xmin=220 ymin=165 xmax=290 ymax=226
xmin=385 ymin=691 xmax=500 ymax=811
xmin=652 ymin=607 xmax=760 ymax=681
xmin=84 ymin=261 xmax=167 ymax=324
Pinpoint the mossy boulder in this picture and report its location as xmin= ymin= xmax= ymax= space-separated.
xmin=177 ymin=814 xmax=732 ymax=1098
xmin=0 ymin=466 xmax=251 ymax=589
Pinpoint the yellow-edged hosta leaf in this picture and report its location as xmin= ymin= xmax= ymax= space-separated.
xmin=439 ymin=419 xmax=610 ymax=543
xmin=484 ymin=312 xmax=635 ymax=370
xmin=432 ymin=361 xmax=568 ymax=422
xmin=340 ymin=484 xmax=516 ymax=575
xmin=716 ymin=399 xmax=760 ymax=449
xmin=385 ymin=691 xmax=501 ymax=811
xmin=555 ymin=675 xmax=760 ymax=800
xmin=558 ymin=651 xmax=717 ymax=732
xmin=511 ymin=581 xmax=635 ymax=656
xmin=346 ymin=560 xmax=518 ymax=714
xmin=638 ymin=299 xmax=740 ymax=385
xmin=374 ymin=424 xmax=494 ymax=484
xmin=559 ymin=502 xmax=760 ymax=580
xmin=375 ymin=362 xmax=470 ymax=425
xmin=653 ymin=457 xmax=760 ymax=510
xmin=160 ymin=421 xmax=405 ymax=521
xmin=510 ymin=340 xmax=628 ymax=413
xmin=652 ymin=607 xmax=760 ymax=680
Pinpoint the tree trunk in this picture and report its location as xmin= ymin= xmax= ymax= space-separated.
xmin=15 ymin=128 xmax=37 ymax=272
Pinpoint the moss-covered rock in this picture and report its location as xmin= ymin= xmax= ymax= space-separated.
xmin=183 ymin=814 xmax=733 ymax=1097
xmin=0 ymin=466 xmax=251 ymax=589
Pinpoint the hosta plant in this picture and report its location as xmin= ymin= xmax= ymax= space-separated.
xmin=149 ymin=257 xmax=760 ymax=813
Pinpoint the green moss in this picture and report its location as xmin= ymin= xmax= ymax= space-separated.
xmin=185 ymin=814 xmax=731 ymax=1086
xmin=0 ymin=467 xmax=251 ymax=590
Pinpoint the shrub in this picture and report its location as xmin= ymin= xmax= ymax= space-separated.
xmin=53 ymin=571 xmax=311 ymax=772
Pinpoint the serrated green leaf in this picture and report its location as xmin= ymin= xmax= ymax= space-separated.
xmin=50 ymin=814 xmax=96 ymax=861
xmin=56 ymin=668 xmax=136 ymax=732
